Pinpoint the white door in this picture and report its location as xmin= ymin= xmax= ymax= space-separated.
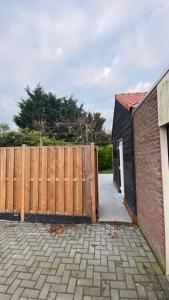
xmin=119 ymin=140 xmax=124 ymax=197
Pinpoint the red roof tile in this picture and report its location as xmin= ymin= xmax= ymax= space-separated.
xmin=115 ymin=92 xmax=147 ymax=111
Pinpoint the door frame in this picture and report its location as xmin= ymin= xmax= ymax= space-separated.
xmin=118 ymin=139 xmax=124 ymax=197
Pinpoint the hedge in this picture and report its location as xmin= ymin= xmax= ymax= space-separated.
xmin=98 ymin=145 xmax=113 ymax=171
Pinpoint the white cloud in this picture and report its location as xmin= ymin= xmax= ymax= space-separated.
xmin=127 ymin=81 xmax=152 ymax=93
xmin=101 ymin=67 xmax=112 ymax=80
xmin=67 ymin=65 xmax=122 ymax=89
xmin=0 ymin=0 xmax=169 ymax=130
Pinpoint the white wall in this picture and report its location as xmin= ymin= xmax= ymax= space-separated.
xmin=158 ymin=71 xmax=169 ymax=126
xmin=157 ymin=70 xmax=169 ymax=275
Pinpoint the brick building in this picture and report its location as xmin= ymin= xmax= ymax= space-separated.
xmin=134 ymin=67 xmax=169 ymax=274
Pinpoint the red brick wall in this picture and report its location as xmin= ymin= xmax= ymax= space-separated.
xmin=134 ymin=88 xmax=165 ymax=268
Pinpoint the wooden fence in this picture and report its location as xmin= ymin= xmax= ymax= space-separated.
xmin=0 ymin=144 xmax=97 ymax=223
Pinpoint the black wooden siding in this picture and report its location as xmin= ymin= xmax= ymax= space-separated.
xmin=112 ymin=100 xmax=136 ymax=215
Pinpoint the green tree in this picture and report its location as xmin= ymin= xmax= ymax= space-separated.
xmin=14 ymin=84 xmax=109 ymax=144
xmin=0 ymin=122 xmax=10 ymax=136
xmin=14 ymin=85 xmax=62 ymax=131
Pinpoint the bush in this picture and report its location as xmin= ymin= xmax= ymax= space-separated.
xmin=98 ymin=145 xmax=112 ymax=172
xmin=0 ymin=123 xmax=69 ymax=147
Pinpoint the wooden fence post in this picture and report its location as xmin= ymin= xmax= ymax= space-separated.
xmin=90 ymin=143 xmax=96 ymax=223
xmin=21 ymin=144 xmax=26 ymax=222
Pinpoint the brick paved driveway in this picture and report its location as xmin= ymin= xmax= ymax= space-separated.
xmin=0 ymin=222 xmax=169 ymax=300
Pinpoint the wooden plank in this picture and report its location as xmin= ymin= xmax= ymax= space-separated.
xmin=90 ymin=143 xmax=96 ymax=223
xmin=14 ymin=148 xmax=22 ymax=212
xmin=82 ymin=146 xmax=88 ymax=216
xmin=55 ymin=148 xmax=59 ymax=213
xmin=73 ymin=147 xmax=77 ymax=215
xmin=86 ymin=145 xmax=92 ymax=216
xmin=24 ymin=147 xmax=30 ymax=213
xmin=77 ymin=147 xmax=82 ymax=216
xmin=95 ymin=146 xmax=99 ymax=216
xmin=66 ymin=147 xmax=73 ymax=215
xmin=48 ymin=147 xmax=56 ymax=214
xmin=21 ymin=145 xmax=26 ymax=222
xmin=8 ymin=148 xmax=14 ymax=212
xmin=41 ymin=147 xmax=47 ymax=213
xmin=58 ymin=147 xmax=64 ymax=214
xmin=32 ymin=147 xmax=39 ymax=213
xmin=0 ymin=148 xmax=6 ymax=212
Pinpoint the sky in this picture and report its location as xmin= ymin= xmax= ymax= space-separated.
xmin=0 ymin=0 xmax=169 ymax=131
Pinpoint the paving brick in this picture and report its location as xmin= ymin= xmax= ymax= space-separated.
xmin=17 ymin=272 xmax=32 ymax=280
xmin=50 ymin=283 xmax=67 ymax=293
xmin=77 ymin=278 xmax=92 ymax=286
xmin=62 ymin=270 xmax=71 ymax=284
xmin=110 ymin=281 xmax=126 ymax=289
xmin=120 ymin=289 xmax=138 ymax=299
xmin=0 ymin=277 xmax=6 ymax=284
xmin=34 ymin=274 xmax=46 ymax=289
xmin=57 ymin=293 xmax=73 ymax=300
xmin=22 ymin=288 xmax=39 ymax=298
xmin=39 ymin=283 xmax=51 ymax=299
xmin=57 ymin=263 xmax=66 ymax=275
xmin=94 ymin=265 xmax=108 ymax=273
xmin=80 ymin=259 xmax=87 ymax=271
xmin=147 ymin=290 xmax=158 ymax=300
xmin=71 ymin=271 xmax=85 ymax=278
xmin=102 ymin=273 xmax=116 ymax=281
xmin=74 ymin=253 xmax=81 ymax=264
xmin=7 ymin=279 xmax=21 ymax=294
xmin=74 ymin=286 xmax=83 ymax=300
xmin=110 ymin=289 xmax=119 ymax=300
xmin=31 ymin=267 xmax=42 ymax=281
xmin=133 ymin=274 xmax=150 ymax=282
xmin=0 ymin=222 xmax=169 ymax=300
xmin=136 ymin=284 xmax=147 ymax=298
xmin=102 ymin=280 xmax=110 ymax=297
xmin=67 ymin=277 xmax=77 ymax=293
xmin=84 ymin=286 xmax=100 ymax=296
xmin=125 ymin=274 xmax=135 ymax=289
xmin=0 ymin=284 xmax=8 ymax=293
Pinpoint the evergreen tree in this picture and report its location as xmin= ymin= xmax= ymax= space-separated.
xmin=14 ymin=84 xmax=109 ymax=144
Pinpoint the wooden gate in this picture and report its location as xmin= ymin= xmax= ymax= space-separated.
xmin=0 ymin=144 xmax=97 ymax=223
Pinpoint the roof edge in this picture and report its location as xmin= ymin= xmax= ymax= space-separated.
xmin=115 ymin=92 xmax=147 ymax=111
xmin=115 ymin=94 xmax=130 ymax=111
xmin=133 ymin=65 xmax=169 ymax=114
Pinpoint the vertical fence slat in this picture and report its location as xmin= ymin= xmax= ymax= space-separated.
xmin=90 ymin=143 xmax=96 ymax=223
xmin=32 ymin=147 xmax=39 ymax=214
xmin=14 ymin=148 xmax=22 ymax=212
xmin=0 ymin=148 xmax=6 ymax=212
xmin=77 ymin=147 xmax=82 ymax=216
xmin=96 ymin=145 xmax=99 ymax=216
xmin=8 ymin=148 xmax=14 ymax=212
xmin=21 ymin=145 xmax=26 ymax=222
xmin=58 ymin=147 xmax=64 ymax=214
xmin=24 ymin=147 xmax=30 ymax=213
xmin=84 ymin=146 xmax=91 ymax=216
xmin=48 ymin=148 xmax=56 ymax=214
xmin=55 ymin=148 xmax=59 ymax=213
xmin=41 ymin=147 xmax=47 ymax=213
xmin=82 ymin=147 xmax=88 ymax=216
xmin=67 ymin=147 xmax=73 ymax=215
